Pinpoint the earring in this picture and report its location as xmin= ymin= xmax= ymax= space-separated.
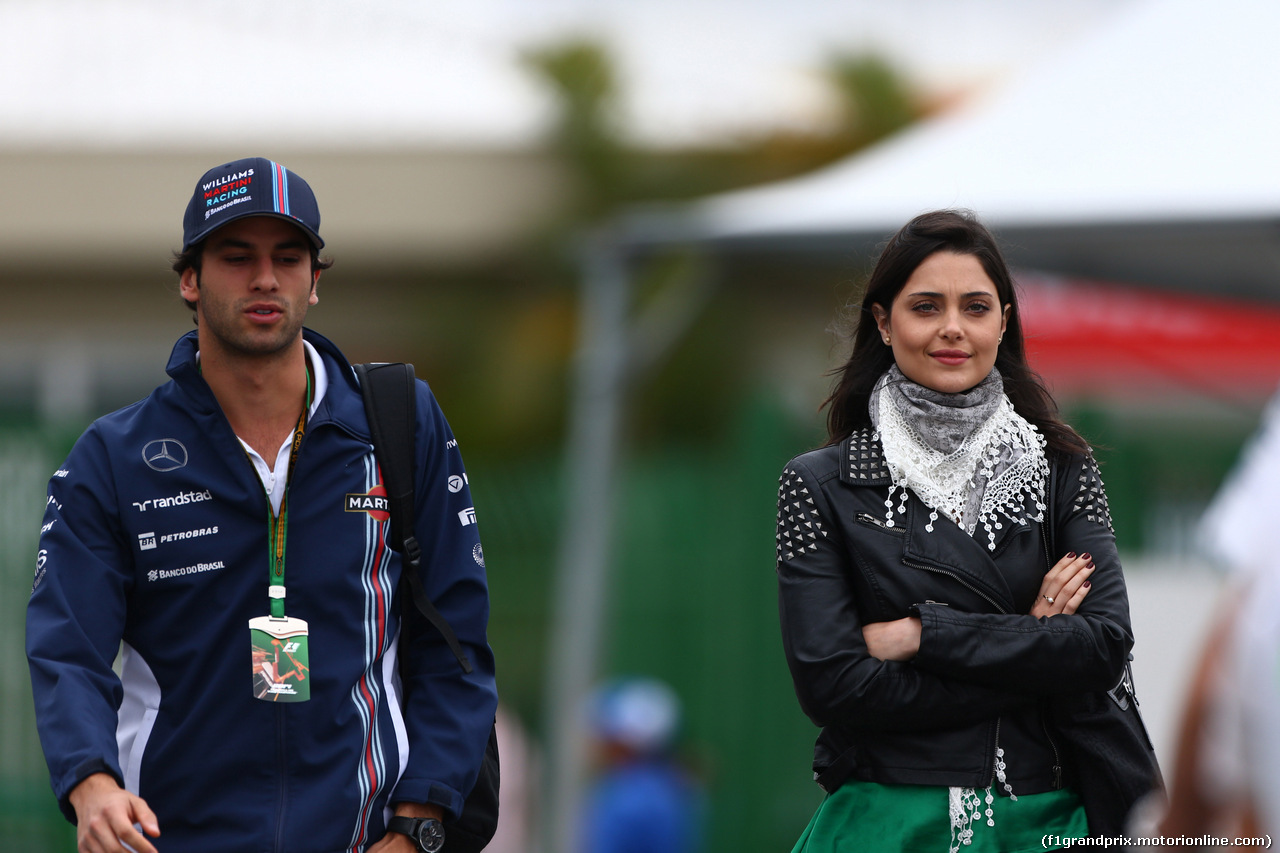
xmin=884 ymin=335 xmax=891 ymax=345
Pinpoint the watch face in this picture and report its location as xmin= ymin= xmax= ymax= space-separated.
xmin=416 ymin=818 xmax=445 ymax=853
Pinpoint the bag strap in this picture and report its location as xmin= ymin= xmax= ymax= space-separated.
xmin=354 ymin=362 xmax=473 ymax=674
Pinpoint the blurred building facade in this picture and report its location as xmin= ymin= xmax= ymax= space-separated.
xmin=0 ymin=148 xmax=568 ymax=423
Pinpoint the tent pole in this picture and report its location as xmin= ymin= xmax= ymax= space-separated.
xmin=542 ymin=230 xmax=630 ymax=853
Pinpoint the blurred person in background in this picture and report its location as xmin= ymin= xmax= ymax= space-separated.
xmin=486 ymin=704 xmax=537 ymax=853
xmin=25 ymin=157 xmax=496 ymax=853
xmin=1146 ymin=391 xmax=1280 ymax=843
xmin=775 ymin=210 xmax=1158 ymax=852
xmin=580 ymin=676 xmax=704 ymax=853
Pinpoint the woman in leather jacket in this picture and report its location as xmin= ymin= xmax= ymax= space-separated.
xmin=777 ymin=210 xmax=1137 ymax=852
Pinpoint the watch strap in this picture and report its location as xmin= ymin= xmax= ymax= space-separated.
xmin=386 ymin=815 xmax=445 ymax=853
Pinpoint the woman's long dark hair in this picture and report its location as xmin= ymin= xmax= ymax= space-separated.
xmin=823 ymin=209 xmax=1089 ymax=456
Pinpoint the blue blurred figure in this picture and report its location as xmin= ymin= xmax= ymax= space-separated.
xmin=581 ymin=677 xmax=704 ymax=853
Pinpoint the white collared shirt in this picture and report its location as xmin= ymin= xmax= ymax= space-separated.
xmin=236 ymin=340 xmax=329 ymax=515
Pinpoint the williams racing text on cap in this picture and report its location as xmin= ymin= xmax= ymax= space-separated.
xmin=182 ymin=157 xmax=323 ymax=251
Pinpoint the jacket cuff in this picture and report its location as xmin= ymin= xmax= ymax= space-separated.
xmin=391 ymin=779 xmax=464 ymax=821
xmin=909 ymin=602 xmax=947 ymax=667
xmin=58 ymin=759 xmax=123 ymax=824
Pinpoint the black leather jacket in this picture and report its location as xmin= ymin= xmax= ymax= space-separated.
xmin=776 ymin=428 xmax=1133 ymax=795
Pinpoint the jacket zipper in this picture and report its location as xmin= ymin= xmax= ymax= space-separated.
xmin=1041 ymin=713 xmax=1064 ymax=789
xmin=274 ymin=706 xmax=288 ymax=852
xmin=890 ymin=509 xmax=1061 ymax=792
xmin=1038 ymin=490 xmax=1064 ymax=788
xmin=905 ymin=563 xmax=1024 ymax=794
xmin=903 ymin=559 xmax=1007 ymax=614
xmin=274 ymin=426 xmax=310 ymax=853
xmin=856 ymin=512 xmax=905 ymax=534
xmin=990 ymin=717 xmax=1002 ymax=787
xmin=1040 ymin=523 xmax=1054 ymax=581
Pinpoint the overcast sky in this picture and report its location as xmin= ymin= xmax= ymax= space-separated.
xmin=1 ymin=0 xmax=1127 ymax=147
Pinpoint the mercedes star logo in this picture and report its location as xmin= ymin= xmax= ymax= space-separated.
xmin=142 ymin=439 xmax=189 ymax=472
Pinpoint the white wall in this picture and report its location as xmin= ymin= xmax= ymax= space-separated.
xmin=1125 ymin=559 xmax=1229 ymax=772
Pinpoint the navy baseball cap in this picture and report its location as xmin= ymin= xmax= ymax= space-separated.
xmin=182 ymin=157 xmax=324 ymax=251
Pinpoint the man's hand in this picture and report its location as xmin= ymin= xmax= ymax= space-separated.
xmin=367 ymin=802 xmax=445 ymax=852
xmin=68 ymin=772 xmax=160 ymax=853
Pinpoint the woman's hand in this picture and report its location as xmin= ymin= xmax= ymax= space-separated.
xmin=1031 ymin=551 xmax=1094 ymax=618
xmin=863 ymin=616 xmax=922 ymax=661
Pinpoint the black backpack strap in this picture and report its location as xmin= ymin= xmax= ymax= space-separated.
xmin=354 ymin=362 xmax=473 ymax=674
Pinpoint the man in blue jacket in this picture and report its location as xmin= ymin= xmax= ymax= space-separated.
xmin=26 ymin=158 xmax=497 ymax=853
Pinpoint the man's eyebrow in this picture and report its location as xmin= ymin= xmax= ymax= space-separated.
xmin=209 ymin=237 xmax=253 ymax=251
xmin=208 ymin=237 xmax=308 ymax=252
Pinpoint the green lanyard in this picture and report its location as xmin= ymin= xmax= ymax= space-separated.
xmin=267 ymin=369 xmax=312 ymax=618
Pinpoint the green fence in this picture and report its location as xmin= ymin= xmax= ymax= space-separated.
xmin=0 ymin=423 xmax=77 ymax=847
xmin=607 ymin=398 xmax=825 ymax=850
xmin=474 ymin=395 xmax=827 ymax=852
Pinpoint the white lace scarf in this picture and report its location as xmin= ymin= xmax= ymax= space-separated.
xmin=869 ymin=367 xmax=1042 ymax=849
xmin=948 ymin=750 xmax=1016 ymax=853
xmin=870 ymin=366 xmax=1049 ymax=552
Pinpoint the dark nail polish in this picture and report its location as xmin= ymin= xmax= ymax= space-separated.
xmin=1086 ymin=563 xmax=1094 ymax=570
xmin=1081 ymin=553 xmax=1091 ymax=561
xmin=1083 ymin=580 xmax=1091 ymax=588
xmin=1066 ymin=552 xmax=1076 ymax=559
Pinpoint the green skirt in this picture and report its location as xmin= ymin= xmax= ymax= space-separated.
xmin=792 ymin=780 xmax=1088 ymax=853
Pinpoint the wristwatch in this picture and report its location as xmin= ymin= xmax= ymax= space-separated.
xmin=387 ymin=816 xmax=446 ymax=853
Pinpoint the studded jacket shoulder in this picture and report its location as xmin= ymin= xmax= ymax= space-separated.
xmin=775 ymin=428 xmax=1132 ymax=793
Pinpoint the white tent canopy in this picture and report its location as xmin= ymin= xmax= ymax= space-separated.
xmin=0 ymin=0 xmax=1116 ymax=149
xmin=636 ymin=0 xmax=1280 ymax=297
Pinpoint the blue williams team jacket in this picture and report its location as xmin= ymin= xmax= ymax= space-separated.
xmin=26 ymin=329 xmax=497 ymax=853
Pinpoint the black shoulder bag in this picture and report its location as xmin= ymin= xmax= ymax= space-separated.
xmin=355 ymin=362 xmax=500 ymax=853
xmin=1041 ymin=459 xmax=1164 ymax=837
